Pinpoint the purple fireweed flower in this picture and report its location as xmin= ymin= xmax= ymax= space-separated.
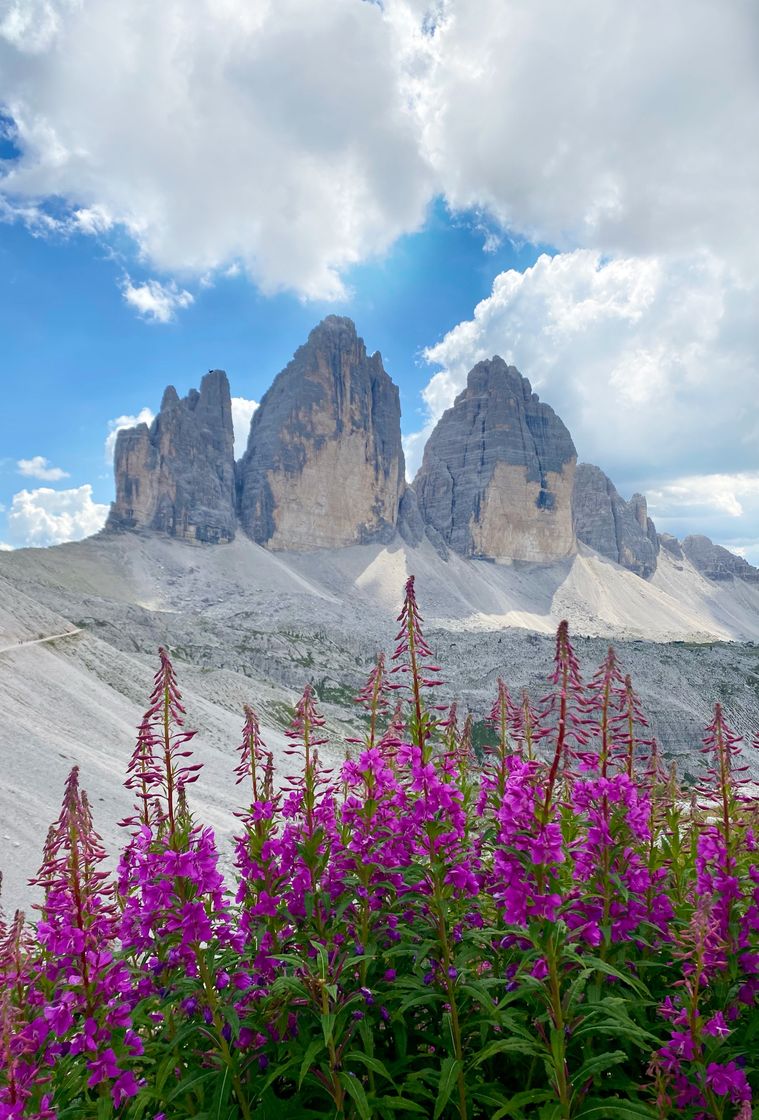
xmin=703 ymin=1011 xmax=730 ymax=1038
xmin=86 ymin=1047 xmax=120 ymax=1087
xmin=111 ymin=1070 xmax=141 ymax=1108
xmin=705 ymin=1061 xmax=752 ymax=1103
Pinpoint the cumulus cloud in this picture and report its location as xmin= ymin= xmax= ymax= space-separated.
xmin=414 ymin=251 xmax=758 ymax=486
xmin=122 ymin=278 xmax=194 ymax=323
xmin=16 ymin=455 xmax=69 ymax=481
xmin=409 ymin=0 xmax=759 ymax=277
xmin=0 ymin=0 xmax=432 ymax=299
xmin=6 ymin=485 xmax=109 ymax=547
xmin=647 ymin=473 xmax=759 ymax=567
xmin=231 ymin=396 xmax=258 ymax=456
xmin=0 ymin=541 xmax=12 ymax=551
xmin=104 ymin=408 xmax=155 ymax=461
xmin=1 ymin=1 xmax=756 ymax=296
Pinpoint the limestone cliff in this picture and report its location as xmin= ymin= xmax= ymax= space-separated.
xmin=107 ymin=370 xmax=236 ymax=543
xmin=414 ymin=358 xmax=577 ymax=562
xmin=682 ymin=535 xmax=759 ymax=582
xmin=236 ymin=317 xmax=405 ymax=550
xmin=573 ymin=463 xmax=659 ymax=578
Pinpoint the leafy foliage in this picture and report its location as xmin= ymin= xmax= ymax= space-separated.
xmin=1 ymin=579 xmax=758 ymax=1119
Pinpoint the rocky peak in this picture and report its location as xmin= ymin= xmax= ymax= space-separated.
xmin=658 ymin=533 xmax=684 ymax=560
xmin=682 ymin=535 xmax=759 ymax=582
xmin=572 ymin=464 xmax=659 ymax=578
xmin=414 ymin=358 xmax=577 ymax=562
xmin=236 ymin=317 xmax=405 ymax=550
xmin=107 ymin=369 xmax=236 ymax=543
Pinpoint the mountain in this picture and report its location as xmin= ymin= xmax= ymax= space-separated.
xmin=682 ymin=535 xmax=759 ymax=583
xmin=573 ymin=463 xmax=659 ymax=578
xmin=414 ymin=358 xmax=577 ymax=562
xmin=237 ymin=316 xmax=405 ymax=549
xmin=2 ymin=528 xmax=759 ymax=914
xmin=3 ymin=316 xmax=759 ymax=911
xmin=107 ymin=370 xmax=236 ymax=543
xmin=103 ymin=317 xmax=759 ymax=595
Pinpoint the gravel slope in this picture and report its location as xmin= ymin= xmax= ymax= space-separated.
xmin=1 ymin=530 xmax=759 ymax=913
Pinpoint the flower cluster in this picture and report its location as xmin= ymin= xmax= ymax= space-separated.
xmin=1 ymin=579 xmax=757 ymax=1120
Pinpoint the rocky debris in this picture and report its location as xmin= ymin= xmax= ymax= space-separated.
xmin=237 ymin=317 xmax=405 ymax=550
xmin=414 ymin=358 xmax=577 ymax=562
xmin=107 ymin=371 xmax=236 ymax=543
xmin=397 ymin=487 xmax=425 ymax=548
xmin=572 ymin=464 xmax=658 ymax=578
xmin=659 ymin=533 xmax=684 ymax=560
xmin=682 ymin=535 xmax=759 ymax=582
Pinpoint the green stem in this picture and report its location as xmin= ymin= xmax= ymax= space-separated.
xmin=196 ymin=949 xmax=252 ymax=1120
xmin=545 ymin=933 xmax=572 ymax=1119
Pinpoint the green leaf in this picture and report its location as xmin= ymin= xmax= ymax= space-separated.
xmin=575 ymin=1100 xmax=656 ymax=1119
xmin=433 ymin=1057 xmax=463 ymax=1120
xmin=96 ymin=1096 xmax=113 ymax=1120
xmin=347 ymin=1051 xmax=395 ymax=1084
xmin=491 ymin=1090 xmax=555 ymax=1119
xmin=568 ymin=953 xmax=646 ymax=994
xmin=340 ymin=1072 xmax=371 ymax=1120
xmin=298 ymin=1038 xmax=326 ymax=1089
xmin=574 ymin=1050 xmax=628 ymax=1085
xmin=374 ymin=1097 xmax=427 ymax=1114
xmin=166 ymin=1070 xmax=218 ymax=1102
xmin=470 ymin=1037 xmax=542 ymax=1069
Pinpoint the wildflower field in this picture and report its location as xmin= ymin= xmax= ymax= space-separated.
xmin=1 ymin=577 xmax=758 ymax=1119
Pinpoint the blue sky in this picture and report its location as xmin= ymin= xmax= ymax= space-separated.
xmin=0 ymin=0 xmax=757 ymax=558
xmin=0 ymin=197 xmax=542 ymax=522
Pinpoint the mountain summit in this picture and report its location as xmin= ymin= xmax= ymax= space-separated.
xmin=414 ymin=358 xmax=577 ymax=562
xmin=107 ymin=369 xmax=236 ymax=543
xmin=236 ymin=316 xmax=405 ymax=549
xmin=103 ymin=317 xmax=756 ymax=587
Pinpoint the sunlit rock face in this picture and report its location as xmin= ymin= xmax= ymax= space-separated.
xmin=237 ymin=316 xmax=405 ymax=551
xmin=414 ymin=358 xmax=577 ymax=563
xmin=107 ymin=370 xmax=236 ymax=543
xmin=573 ymin=463 xmax=659 ymax=579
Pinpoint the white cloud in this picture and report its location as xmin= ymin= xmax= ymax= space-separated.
xmin=122 ymin=277 xmax=194 ymax=323
xmin=648 ymin=474 xmax=759 ymax=523
xmin=0 ymin=541 xmax=13 ymax=551
xmin=0 ymin=0 xmax=433 ymax=299
xmin=1 ymin=2 xmax=756 ymax=297
xmin=408 ymin=0 xmax=759 ymax=278
xmin=16 ymin=455 xmax=70 ymax=481
xmin=231 ymin=396 xmax=258 ymax=457
xmin=647 ymin=473 xmax=759 ymax=569
xmin=72 ymin=204 xmax=113 ymax=235
xmin=104 ymin=407 xmax=155 ymax=461
xmin=6 ymin=484 xmax=109 ymax=547
xmin=413 ymin=251 xmax=758 ymax=488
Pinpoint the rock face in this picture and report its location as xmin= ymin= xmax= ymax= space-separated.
xmin=572 ymin=464 xmax=658 ymax=578
xmin=237 ymin=317 xmax=405 ymax=550
xmin=107 ymin=370 xmax=236 ymax=543
xmin=682 ymin=535 xmax=759 ymax=582
xmin=659 ymin=533 xmax=684 ymax=561
xmin=414 ymin=359 xmax=577 ymax=562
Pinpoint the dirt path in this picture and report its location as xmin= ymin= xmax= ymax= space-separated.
xmin=0 ymin=628 xmax=83 ymax=655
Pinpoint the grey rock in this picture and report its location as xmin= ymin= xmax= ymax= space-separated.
xmin=237 ymin=316 xmax=405 ymax=550
xmin=682 ymin=535 xmax=759 ymax=582
xmin=425 ymin=523 xmax=450 ymax=562
xmin=659 ymin=533 xmax=684 ymax=560
xmin=107 ymin=370 xmax=236 ymax=543
xmin=397 ymin=487 xmax=425 ymax=548
xmin=572 ymin=464 xmax=658 ymax=578
xmin=414 ymin=358 xmax=577 ymax=561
